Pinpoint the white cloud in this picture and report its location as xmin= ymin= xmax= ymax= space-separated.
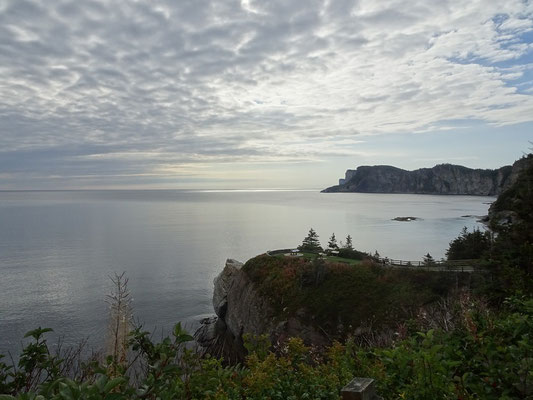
xmin=0 ymin=0 xmax=532 ymax=187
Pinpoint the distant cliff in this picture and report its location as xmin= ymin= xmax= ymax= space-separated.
xmin=322 ymin=163 xmax=517 ymax=195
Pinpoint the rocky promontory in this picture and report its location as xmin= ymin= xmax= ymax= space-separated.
xmin=322 ymin=163 xmax=519 ymax=195
xmin=195 ymin=258 xmax=327 ymax=362
xmin=195 ymin=254 xmax=480 ymax=361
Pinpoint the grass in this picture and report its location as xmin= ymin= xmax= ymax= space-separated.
xmin=323 ymin=255 xmax=361 ymax=265
xmin=272 ymin=251 xmax=362 ymax=265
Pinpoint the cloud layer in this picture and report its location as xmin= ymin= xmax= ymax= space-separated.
xmin=1 ymin=0 xmax=532 ymax=187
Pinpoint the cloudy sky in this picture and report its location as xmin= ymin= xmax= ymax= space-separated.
xmin=1 ymin=0 xmax=532 ymax=189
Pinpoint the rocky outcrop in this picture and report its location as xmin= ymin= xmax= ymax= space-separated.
xmin=322 ymin=163 xmax=516 ymax=195
xmin=212 ymin=259 xmax=241 ymax=319
xmin=195 ymin=258 xmax=327 ymax=361
xmin=488 ymin=154 xmax=533 ymax=229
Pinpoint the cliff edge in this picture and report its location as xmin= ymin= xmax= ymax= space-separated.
xmin=195 ymin=258 xmax=327 ymax=362
xmin=195 ymin=254 xmax=481 ymax=361
xmin=488 ymin=154 xmax=533 ymax=230
xmin=322 ymin=163 xmax=516 ymax=195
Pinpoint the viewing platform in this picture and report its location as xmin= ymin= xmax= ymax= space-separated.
xmin=266 ymin=249 xmax=485 ymax=272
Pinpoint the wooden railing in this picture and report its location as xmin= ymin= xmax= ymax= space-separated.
xmin=266 ymin=249 xmax=485 ymax=272
xmin=378 ymin=258 xmax=482 ymax=271
xmin=266 ymin=249 xmax=294 ymax=256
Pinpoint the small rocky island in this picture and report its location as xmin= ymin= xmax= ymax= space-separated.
xmin=321 ymin=159 xmax=530 ymax=195
xmin=392 ymin=216 xmax=419 ymax=221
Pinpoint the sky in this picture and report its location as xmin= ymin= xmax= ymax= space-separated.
xmin=1 ymin=0 xmax=532 ymax=190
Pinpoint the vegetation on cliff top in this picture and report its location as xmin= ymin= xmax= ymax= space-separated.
xmin=242 ymin=254 xmax=482 ymax=336
xmin=447 ymin=153 xmax=533 ymax=296
xmin=489 ymin=153 xmax=533 ymax=291
xmin=446 ymin=227 xmax=492 ymax=261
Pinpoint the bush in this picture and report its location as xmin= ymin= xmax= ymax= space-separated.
xmin=2 ymin=295 xmax=532 ymax=399
xmin=446 ymin=227 xmax=492 ymax=260
xmin=242 ymin=255 xmax=469 ymax=335
xmin=337 ymin=248 xmax=366 ymax=260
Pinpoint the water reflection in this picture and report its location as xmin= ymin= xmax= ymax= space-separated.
xmin=0 ymin=190 xmax=492 ymax=353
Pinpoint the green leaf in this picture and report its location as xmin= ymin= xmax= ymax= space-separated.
xmin=23 ymin=327 xmax=53 ymax=340
xmin=0 ymin=395 xmax=16 ymax=400
xmin=104 ymin=394 xmax=126 ymax=400
xmin=96 ymin=375 xmax=108 ymax=391
xmin=173 ymin=322 xmax=193 ymax=344
xmin=58 ymin=385 xmax=75 ymax=400
xmin=176 ymin=334 xmax=194 ymax=344
xmin=103 ymin=377 xmax=126 ymax=393
xmin=173 ymin=322 xmax=185 ymax=337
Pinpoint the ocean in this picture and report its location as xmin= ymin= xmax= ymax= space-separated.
xmin=0 ymin=190 xmax=492 ymax=354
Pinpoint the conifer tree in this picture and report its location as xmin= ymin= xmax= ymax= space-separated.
xmin=423 ymin=253 xmax=435 ymax=266
xmin=298 ymin=228 xmax=323 ymax=253
xmin=446 ymin=227 xmax=491 ymax=260
xmin=327 ymin=233 xmax=339 ymax=251
xmin=343 ymin=234 xmax=353 ymax=250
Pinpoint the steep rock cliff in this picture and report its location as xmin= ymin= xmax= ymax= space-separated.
xmin=195 ymin=258 xmax=327 ymax=361
xmin=488 ymin=154 xmax=533 ymax=229
xmin=322 ymin=163 xmax=515 ymax=195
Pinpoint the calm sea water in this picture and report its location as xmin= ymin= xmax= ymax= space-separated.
xmin=0 ymin=190 xmax=492 ymax=353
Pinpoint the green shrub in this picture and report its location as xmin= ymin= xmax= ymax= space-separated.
xmin=1 ymin=295 xmax=532 ymax=399
xmin=446 ymin=227 xmax=492 ymax=260
xmin=337 ymin=248 xmax=366 ymax=260
xmin=242 ymin=255 xmax=470 ymax=336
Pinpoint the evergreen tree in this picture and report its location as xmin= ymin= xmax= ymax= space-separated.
xmin=446 ymin=227 xmax=491 ymax=260
xmin=343 ymin=235 xmax=353 ymax=250
xmin=423 ymin=253 xmax=435 ymax=266
xmin=327 ymin=233 xmax=339 ymax=251
xmin=298 ymin=228 xmax=322 ymax=253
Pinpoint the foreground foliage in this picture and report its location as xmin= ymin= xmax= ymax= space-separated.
xmin=1 ymin=295 xmax=532 ymax=399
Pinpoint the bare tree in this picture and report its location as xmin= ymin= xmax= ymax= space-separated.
xmin=105 ymin=272 xmax=132 ymax=370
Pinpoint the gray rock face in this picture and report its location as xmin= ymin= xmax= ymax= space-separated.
xmin=322 ymin=163 xmax=516 ymax=195
xmin=196 ymin=258 xmax=328 ymax=361
xmin=489 ymin=210 xmax=520 ymax=227
xmin=212 ymin=259 xmax=242 ymax=319
xmin=487 ymin=155 xmax=533 ymax=229
xmin=223 ymin=262 xmax=275 ymax=339
xmin=195 ymin=316 xmax=222 ymax=346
